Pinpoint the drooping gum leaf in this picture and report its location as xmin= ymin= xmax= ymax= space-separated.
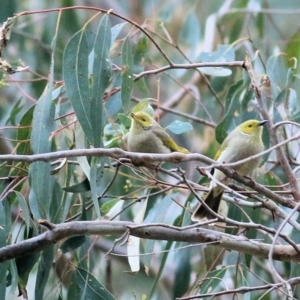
xmin=90 ymin=157 xmax=102 ymax=219
xmin=29 ymin=46 xmax=55 ymax=220
xmin=63 ymin=30 xmax=93 ymax=144
xmin=75 ymin=267 xmax=116 ymax=300
xmin=90 ymin=14 xmax=112 ymax=148
xmin=121 ymin=37 xmax=134 ymax=112
xmin=111 ymin=22 xmax=127 ymax=46
xmin=17 ymin=105 xmax=34 ymax=155
xmin=142 ymin=193 xmax=173 ymax=271
xmin=14 ymin=191 xmax=30 ymax=231
xmin=34 ymin=246 xmax=55 ymax=299
xmin=0 ymin=201 xmax=8 ymax=283
xmin=215 ymin=79 xmax=244 ymax=144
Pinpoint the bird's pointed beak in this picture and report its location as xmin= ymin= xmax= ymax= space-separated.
xmin=130 ymin=113 xmax=137 ymax=120
xmin=258 ymin=120 xmax=268 ymax=126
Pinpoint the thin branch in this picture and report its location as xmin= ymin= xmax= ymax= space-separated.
xmin=177 ymin=276 xmax=300 ymax=300
xmin=1 ymin=220 xmax=300 ymax=263
xmin=133 ymin=61 xmax=245 ymax=81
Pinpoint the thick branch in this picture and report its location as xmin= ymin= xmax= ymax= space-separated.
xmin=0 ymin=148 xmax=210 ymax=164
xmin=0 ymin=220 xmax=299 ymax=263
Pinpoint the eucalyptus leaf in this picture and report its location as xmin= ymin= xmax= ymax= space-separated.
xmin=198 ymin=45 xmax=235 ymax=77
xmin=131 ymin=99 xmax=155 ymax=116
xmin=121 ymin=37 xmax=134 ymax=112
xmin=63 ymin=30 xmax=93 ymax=144
xmin=63 ymin=178 xmax=91 ymax=193
xmin=266 ymin=54 xmax=288 ymax=91
xmin=100 ymin=198 xmax=120 ymax=214
xmin=14 ymin=191 xmax=30 ymax=231
xmin=90 ymin=14 xmax=112 ymax=148
xmin=17 ymin=105 xmax=34 ymax=155
xmin=75 ymin=267 xmax=116 ymax=300
xmin=165 ymin=120 xmax=193 ymax=134
xmin=35 ymin=246 xmax=55 ymax=300
xmin=29 ymin=52 xmax=55 ymax=219
xmin=0 ymin=202 xmax=8 ymax=283
xmin=111 ymin=22 xmax=127 ymax=46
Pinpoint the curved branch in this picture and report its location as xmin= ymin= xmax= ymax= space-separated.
xmin=0 ymin=148 xmax=211 ymax=164
xmin=0 ymin=148 xmax=290 ymax=208
xmin=0 ymin=220 xmax=299 ymax=263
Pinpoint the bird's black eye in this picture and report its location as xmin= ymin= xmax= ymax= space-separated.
xmin=248 ymin=124 xmax=252 ymax=128
xmin=142 ymin=118 xmax=146 ymax=122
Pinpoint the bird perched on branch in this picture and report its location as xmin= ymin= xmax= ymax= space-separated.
xmin=126 ymin=111 xmax=189 ymax=154
xmin=192 ymin=119 xmax=267 ymax=221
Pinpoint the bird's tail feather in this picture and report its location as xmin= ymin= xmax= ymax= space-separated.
xmin=191 ymin=188 xmax=224 ymax=221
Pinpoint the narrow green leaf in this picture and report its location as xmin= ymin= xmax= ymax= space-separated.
xmin=6 ymin=98 xmax=23 ymax=125
xmin=50 ymin=180 xmax=64 ymax=223
xmin=28 ymin=188 xmax=41 ymax=220
xmin=63 ymin=30 xmax=93 ymax=144
xmin=100 ymin=198 xmax=119 ymax=214
xmin=30 ymin=88 xmax=55 ymax=154
xmin=90 ymin=14 xmax=112 ymax=147
xmin=215 ymin=79 xmax=244 ymax=144
xmin=29 ymin=39 xmax=55 ymax=220
xmin=16 ymin=250 xmax=40 ymax=291
xmin=149 ymin=240 xmax=173 ymax=299
xmin=0 ymin=201 xmax=8 ymax=283
xmin=111 ymin=22 xmax=127 ymax=46
xmin=121 ymin=37 xmax=134 ymax=112
xmin=173 ymin=248 xmax=191 ymax=298
xmin=133 ymin=35 xmax=148 ymax=73
xmin=35 ymin=246 xmax=55 ymax=300
xmin=17 ymin=105 xmax=34 ymax=155
xmin=75 ymin=267 xmax=116 ymax=300
xmin=0 ymin=280 xmax=5 ymax=300
xmin=131 ymin=99 xmax=154 ymax=116
xmin=90 ymin=157 xmax=102 ymax=219
xmin=9 ymin=259 xmax=18 ymax=295
xmin=63 ymin=178 xmax=91 ymax=193
xmin=67 ymin=272 xmax=82 ymax=300
xmin=118 ymin=113 xmax=132 ymax=129
xmin=266 ymin=54 xmax=288 ymax=91
xmin=14 ymin=191 xmax=30 ymax=231
xmin=142 ymin=193 xmax=173 ymax=270
xmin=29 ymin=162 xmax=53 ymax=219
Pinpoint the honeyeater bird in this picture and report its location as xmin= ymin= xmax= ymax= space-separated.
xmin=127 ymin=111 xmax=189 ymax=154
xmin=192 ymin=119 xmax=267 ymax=221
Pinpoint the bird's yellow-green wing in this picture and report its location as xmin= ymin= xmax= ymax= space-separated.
xmin=153 ymin=128 xmax=189 ymax=153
